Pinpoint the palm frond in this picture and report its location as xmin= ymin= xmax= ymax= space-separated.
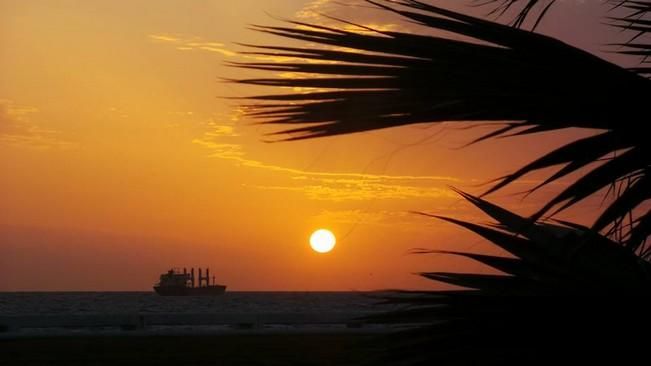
xmin=607 ymin=0 xmax=651 ymax=76
xmin=474 ymin=0 xmax=556 ymax=30
xmin=476 ymin=0 xmax=651 ymax=77
xmin=629 ymin=208 xmax=651 ymax=252
xmin=372 ymin=294 xmax=651 ymax=365
xmin=232 ymin=4 xmax=651 ymax=364
xmin=417 ymin=190 xmax=651 ymax=293
xmin=235 ymin=0 xmax=651 ymax=249
xmin=237 ymin=1 xmax=650 ymax=139
xmin=367 ymin=190 xmax=651 ymax=364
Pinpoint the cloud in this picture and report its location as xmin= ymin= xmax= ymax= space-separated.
xmin=148 ymin=34 xmax=181 ymax=43
xmin=148 ymin=34 xmax=236 ymax=56
xmin=313 ymin=209 xmax=417 ymax=227
xmin=191 ymin=108 xmax=463 ymax=201
xmin=0 ymin=100 xmax=73 ymax=149
xmin=295 ymin=0 xmax=336 ymax=21
xmin=192 ymin=117 xmax=569 ymax=203
xmin=295 ymin=0 xmax=404 ymax=33
xmin=148 ymin=1 xmax=404 ymax=63
xmin=246 ymin=181 xmax=455 ymax=201
xmin=173 ymin=1 xmax=497 ymax=202
xmin=148 ymin=32 xmax=325 ymax=65
xmin=191 ymin=111 xmax=246 ymax=159
xmin=310 ymin=207 xmax=488 ymax=232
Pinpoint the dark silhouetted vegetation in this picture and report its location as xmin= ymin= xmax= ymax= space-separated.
xmin=235 ymin=1 xmax=651 ymax=364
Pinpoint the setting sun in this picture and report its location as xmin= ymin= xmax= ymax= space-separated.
xmin=309 ymin=229 xmax=336 ymax=253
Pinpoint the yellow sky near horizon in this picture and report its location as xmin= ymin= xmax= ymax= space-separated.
xmin=0 ymin=0 xmax=625 ymax=291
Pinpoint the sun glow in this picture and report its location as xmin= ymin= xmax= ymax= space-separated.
xmin=309 ymin=229 xmax=336 ymax=253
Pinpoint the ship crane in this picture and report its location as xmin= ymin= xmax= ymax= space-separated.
xmin=153 ymin=267 xmax=226 ymax=296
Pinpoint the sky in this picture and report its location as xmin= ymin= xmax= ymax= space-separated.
xmin=0 ymin=0 xmax=634 ymax=291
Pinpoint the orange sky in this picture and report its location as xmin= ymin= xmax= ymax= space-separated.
xmin=0 ymin=0 xmax=631 ymax=291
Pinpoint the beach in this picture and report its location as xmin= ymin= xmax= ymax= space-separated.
xmin=1 ymin=334 xmax=378 ymax=366
xmin=0 ymin=292 xmax=398 ymax=365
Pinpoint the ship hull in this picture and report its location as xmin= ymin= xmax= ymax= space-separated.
xmin=153 ymin=285 xmax=227 ymax=296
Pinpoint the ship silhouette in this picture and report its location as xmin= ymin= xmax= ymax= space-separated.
xmin=153 ymin=267 xmax=226 ymax=296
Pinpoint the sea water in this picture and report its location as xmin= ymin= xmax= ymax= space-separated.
xmin=0 ymin=292 xmax=405 ymax=336
xmin=0 ymin=291 xmax=388 ymax=315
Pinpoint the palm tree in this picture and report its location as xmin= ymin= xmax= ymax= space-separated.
xmin=233 ymin=0 xmax=650 ymax=250
xmin=232 ymin=0 xmax=651 ymax=363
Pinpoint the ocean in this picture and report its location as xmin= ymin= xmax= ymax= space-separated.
xmin=0 ymin=292 xmax=405 ymax=337
xmin=0 ymin=292 xmax=389 ymax=315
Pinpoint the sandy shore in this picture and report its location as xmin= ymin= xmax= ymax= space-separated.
xmin=1 ymin=333 xmax=379 ymax=366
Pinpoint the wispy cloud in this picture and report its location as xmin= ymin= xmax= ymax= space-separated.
xmin=311 ymin=207 xmax=487 ymax=231
xmin=192 ymin=116 xmax=569 ymax=203
xmin=295 ymin=0 xmax=402 ymax=33
xmin=295 ymin=0 xmax=336 ymax=21
xmin=313 ymin=209 xmax=413 ymax=225
xmin=148 ymin=33 xmax=329 ymax=65
xmin=148 ymin=34 xmax=181 ymax=43
xmin=246 ymin=182 xmax=455 ymax=201
xmin=148 ymin=1 xmax=403 ymax=63
xmin=163 ymin=1 xmax=464 ymax=201
xmin=191 ymin=108 xmax=462 ymax=201
xmin=148 ymin=34 xmax=236 ymax=56
xmin=0 ymin=99 xmax=74 ymax=149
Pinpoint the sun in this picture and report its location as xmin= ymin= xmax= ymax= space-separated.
xmin=309 ymin=229 xmax=336 ymax=253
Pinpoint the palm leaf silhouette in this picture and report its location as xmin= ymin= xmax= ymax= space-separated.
xmin=608 ymin=0 xmax=651 ymax=76
xmin=481 ymin=0 xmax=651 ymax=75
xmin=365 ymin=191 xmax=651 ymax=364
xmin=477 ymin=0 xmax=557 ymax=30
xmin=233 ymin=2 xmax=651 ymax=363
xmin=415 ymin=190 xmax=651 ymax=293
xmin=235 ymin=0 xmax=651 ymax=251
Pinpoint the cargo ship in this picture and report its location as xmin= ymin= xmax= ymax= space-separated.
xmin=153 ymin=267 xmax=226 ymax=296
